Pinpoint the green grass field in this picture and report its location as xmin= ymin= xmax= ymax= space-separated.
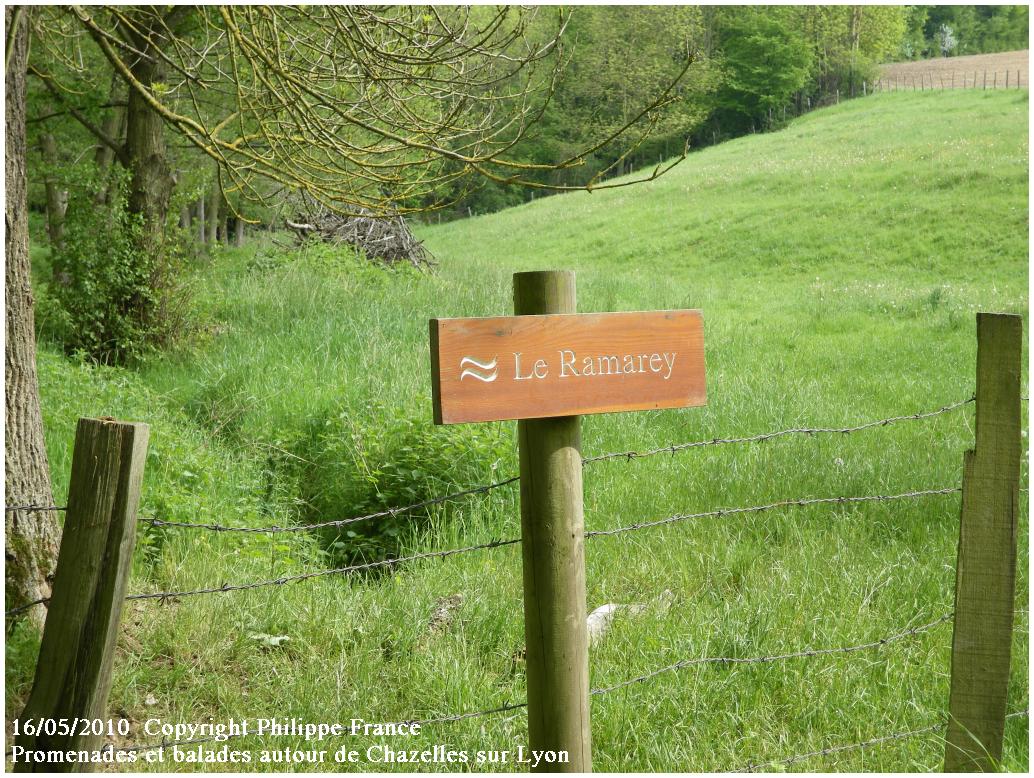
xmin=7 ymin=89 xmax=1029 ymax=771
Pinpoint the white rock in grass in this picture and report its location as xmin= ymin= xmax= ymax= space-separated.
xmin=587 ymin=604 xmax=640 ymax=645
xmin=586 ymin=590 xmax=675 ymax=646
xmin=144 ymin=694 xmax=157 ymax=706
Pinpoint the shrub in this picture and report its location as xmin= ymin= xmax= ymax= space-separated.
xmin=42 ymin=172 xmax=193 ymax=364
xmin=275 ymin=400 xmax=514 ymax=564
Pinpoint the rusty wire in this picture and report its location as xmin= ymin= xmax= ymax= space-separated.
xmin=590 ymin=613 xmax=953 ymax=695
xmin=124 ymin=536 xmax=523 ymax=603
xmin=585 ymin=487 xmax=961 ymax=539
xmin=3 ymin=596 xmax=51 ymax=618
xmin=143 ymin=476 xmax=519 ymax=534
xmin=5 ymin=485 xmax=960 ymax=616
xmin=89 ymin=396 xmax=976 ymax=536
xmin=583 ymin=397 xmax=975 ymax=464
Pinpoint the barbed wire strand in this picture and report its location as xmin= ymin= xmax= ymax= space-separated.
xmin=5 ymin=486 xmax=960 ymax=616
xmin=121 ymin=491 xmax=971 ymax=602
xmin=3 ymin=597 xmax=51 ymax=618
xmin=143 ymin=476 xmax=520 ymax=535
xmin=123 ymin=537 xmax=523 ymax=603
xmin=98 ymin=615 xmax=952 ymax=756
xmin=729 ymin=709 xmax=1029 ymax=773
xmin=111 ymin=397 xmax=979 ymax=536
xmin=728 ymin=722 xmax=946 ymax=773
xmin=583 ymin=398 xmax=975 ymax=465
xmin=591 ymin=613 xmax=953 ymax=695
xmin=585 ymin=487 xmax=961 ymax=539
xmin=6 ymin=395 xmax=1026 ymax=522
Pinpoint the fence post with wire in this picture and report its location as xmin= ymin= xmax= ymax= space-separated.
xmin=513 ymin=270 xmax=592 ymax=772
xmin=4 ymin=309 xmax=1027 ymax=770
xmin=16 ymin=418 xmax=149 ymax=771
xmin=944 ymin=312 xmax=1022 ymax=771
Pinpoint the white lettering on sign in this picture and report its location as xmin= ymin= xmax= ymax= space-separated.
xmin=470 ymin=350 xmax=678 ymax=383
xmin=513 ymin=353 xmax=549 ymax=381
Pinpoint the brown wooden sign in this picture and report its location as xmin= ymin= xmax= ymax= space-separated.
xmin=429 ymin=310 xmax=705 ymax=424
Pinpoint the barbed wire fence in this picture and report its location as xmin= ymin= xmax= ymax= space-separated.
xmin=9 ymin=608 xmax=1025 ymax=762
xmin=5 ymin=391 xmax=1029 ymax=768
xmin=6 ymin=609 xmax=1027 ymax=763
xmin=3 ymin=393 xmax=1013 ymax=616
xmin=4 ymin=486 xmax=965 ymax=614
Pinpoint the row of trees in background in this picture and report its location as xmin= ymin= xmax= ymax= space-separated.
xmin=901 ymin=5 xmax=1029 ymax=59
xmin=443 ymin=4 xmax=968 ymax=216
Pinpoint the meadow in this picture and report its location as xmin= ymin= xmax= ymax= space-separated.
xmin=7 ymin=89 xmax=1029 ymax=771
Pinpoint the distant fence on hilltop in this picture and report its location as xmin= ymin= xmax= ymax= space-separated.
xmin=876 ymin=69 xmax=1025 ymax=91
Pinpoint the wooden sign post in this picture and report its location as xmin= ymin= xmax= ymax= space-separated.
xmin=430 ymin=271 xmax=706 ymax=772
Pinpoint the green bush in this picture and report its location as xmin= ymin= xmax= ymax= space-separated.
xmin=275 ymin=400 xmax=514 ymax=564
xmin=42 ymin=173 xmax=193 ymax=364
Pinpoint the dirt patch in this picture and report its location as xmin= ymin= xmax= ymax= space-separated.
xmin=879 ymin=49 xmax=1028 ymax=89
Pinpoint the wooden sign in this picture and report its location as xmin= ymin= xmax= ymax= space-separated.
xmin=429 ymin=310 xmax=705 ymax=424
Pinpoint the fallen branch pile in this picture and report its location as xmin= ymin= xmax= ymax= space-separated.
xmin=286 ymin=207 xmax=436 ymax=270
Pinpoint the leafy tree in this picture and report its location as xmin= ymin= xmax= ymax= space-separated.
xmin=419 ymin=6 xmax=720 ymax=215
xmin=795 ymin=5 xmax=905 ymax=97
xmin=901 ymin=6 xmax=931 ymax=59
xmin=711 ymin=7 xmax=812 ymax=134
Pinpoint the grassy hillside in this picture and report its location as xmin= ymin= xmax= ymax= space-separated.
xmin=9 ymin=90 xmax=1028 ymax=771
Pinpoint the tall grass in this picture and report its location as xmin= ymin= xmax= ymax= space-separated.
xmin=9 ymin=90 xmax=1028 ymax=771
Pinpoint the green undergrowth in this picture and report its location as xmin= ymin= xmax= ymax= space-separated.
xmin=7 ymin=89 xmax=1029 ymax=771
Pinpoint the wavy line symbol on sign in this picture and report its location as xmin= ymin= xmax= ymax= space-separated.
xmin=459 ymin=356 xmax=498 ymax=382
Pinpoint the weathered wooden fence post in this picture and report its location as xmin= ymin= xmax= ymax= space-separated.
xmin=16 ymin=418 xmax=149 ymax=772
xmin=513 ymin=271 xmax=592 ymax=772
xmin=944 ymin=313 xmax=1021 ymax=772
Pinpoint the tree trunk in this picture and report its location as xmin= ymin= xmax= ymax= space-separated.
xmin=195 ymin=195 xmax=205 ymax=243
xmin=205 ymin=183 xmax=219 ymax=245
xmin=234 ymin=216 xmax=245 ymax=247
xmin=37 ymin=132 xmax=66 ymax=250
xmin=5 ymin=6 xmax=60 ymax=630
xmin=92 ymin=84 xmax=125 ymax=206
xmin=179 ymin=204 xmax=190 ymax=230
xmin=124 ymin=63 xmax=173 ymax=251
